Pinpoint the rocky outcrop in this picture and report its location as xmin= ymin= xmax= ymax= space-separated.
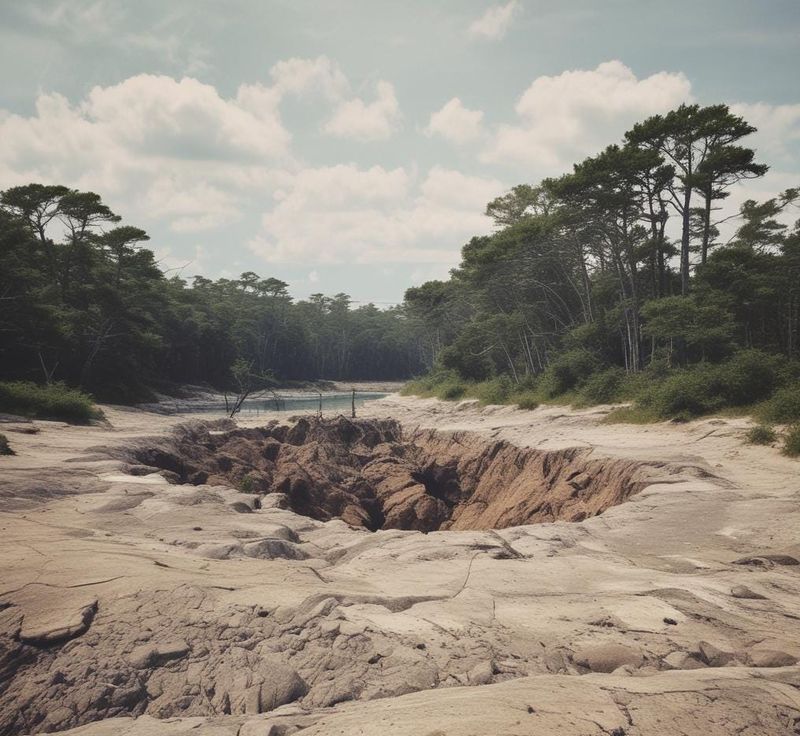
xmin=125 ymin=416 xmax=650 ymax=532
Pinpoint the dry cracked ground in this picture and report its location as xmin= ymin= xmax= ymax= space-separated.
xmin=1 ymin=395 xmax=800 ymax=735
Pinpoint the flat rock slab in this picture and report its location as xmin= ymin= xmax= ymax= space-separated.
xmin=6 ymin=586 xmax=98 ymax=645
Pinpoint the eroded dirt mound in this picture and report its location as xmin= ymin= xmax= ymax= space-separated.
xmin=126 ymin=416 xmax=650 ymax=531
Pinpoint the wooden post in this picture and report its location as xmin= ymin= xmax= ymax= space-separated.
xmin=351 ymin=388 xmax=356 ymax=418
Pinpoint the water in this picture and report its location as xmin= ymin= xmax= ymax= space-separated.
xmin=182 ymin=391 xmax=388 ymax=416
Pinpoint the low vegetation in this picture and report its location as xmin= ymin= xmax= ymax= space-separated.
xmin=0 ymin=433 xmax=13 ymax=456
xmin=745 ymin=425 xmax=777 ymax=446
xmin=404 ymin=350 xmax=800 ymax=423
xmin=0 ymin=381 xmax=102 ymax=424
xmin=784 ymin=425 xmax=800 ymax=457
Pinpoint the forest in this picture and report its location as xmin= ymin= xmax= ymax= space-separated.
xmin=0 ymin=186 xmax=426 ymax=402
xmin=1 ymin=103 xmax=798 ymax=444
xmin=403 ymin=103 xmax=800 ymax=439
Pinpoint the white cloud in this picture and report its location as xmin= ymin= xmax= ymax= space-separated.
xmin=143 ymin=178 xmax=241 ymax=233
xmin=0 ymin=57 xmax=408 ymax=244
xmin=84 ymin=75 xmax=290 ymax=160
xmin=249 ymin=165 xmax=503 ymax=264
xmin=482 ymin=60 xmax=693 ymax=172
xmin=468 ymin=1 xmax=520 ymax=41
xmin=0 ymin=74 xmax=296 ymax=235
xmin=269 ymin=56 xmax=349 ymax=100
xmin=323 ymin=81 xmax=401 ymax=141
xmin=425 ymin=98 xmax=484 ymax=144
xmin=731 ymin=102 xmax=800 ymax=166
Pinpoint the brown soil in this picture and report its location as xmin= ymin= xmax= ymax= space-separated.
xmin=125 ymin=416 xmax=651 ymax=532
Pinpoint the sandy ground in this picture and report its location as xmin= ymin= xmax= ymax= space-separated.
xmin=1 ymin=395 xmax=799 ymax=735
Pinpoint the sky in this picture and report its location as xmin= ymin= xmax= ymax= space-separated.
xmin=0 ymin=0 xmax=798 ymax=304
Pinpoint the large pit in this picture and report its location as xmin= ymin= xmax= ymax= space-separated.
xmin=127 ymin=416 xmax=651 ymax=531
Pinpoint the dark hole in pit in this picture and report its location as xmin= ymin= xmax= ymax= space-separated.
xmin=128 ymin=416 xmax=651 ymax=532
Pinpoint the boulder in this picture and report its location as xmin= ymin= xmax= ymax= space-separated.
xmin=731 ymin=585 xmax=767 ymax=600
xmin=748 ymin=650 xmax=797 ymax=668
xmin=467 ymin=660 xmax=494 ymax=685
xmin=697 ymin=641 xmax=735 ymax=667
xmin=242 ymin=539 xmax=307 ymax=560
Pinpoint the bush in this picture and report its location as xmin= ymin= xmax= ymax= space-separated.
xmin=439 ymin=381 xmax=467 ymax=400
xmin=471 ymin=376 xmax=513 ymax=405
xmin=784 ymin=424 xmax=800 ymax=457
xmin=0 ymin=382 xmax=102 ymax=424
xmin=759 ymin=382 xmax=800 ymax=424
xmin=632 ymin=352 xmax=788 ymax=420
xmin=717 ymin=349 xmax=785 ymax=406
xmin=538 ymin=349 xmax=602 ymax=399
xmin=745 ymin=424 xmax=777 ymax=445
xmin=0 ymin=434 xmax=13 ymax=456
xmin=510 ymin=390 xmax=539 ymax=410
xmin=636 ymin=364 xmax=726 ymax=419
xmin=578 ymin=367 xmax=627 ymax=404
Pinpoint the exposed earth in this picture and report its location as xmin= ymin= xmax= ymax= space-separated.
xmin=1 ymin=395 xmax=799 ymax=735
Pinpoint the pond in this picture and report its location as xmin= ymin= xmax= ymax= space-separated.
xmin=182 ymin=391 xmax=388 ymax=416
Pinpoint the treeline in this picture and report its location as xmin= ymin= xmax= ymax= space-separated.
xmin=0 ymin=185 xmax=426 ymax=401
xmin=404 ymin=104 xmax=800 ymax=431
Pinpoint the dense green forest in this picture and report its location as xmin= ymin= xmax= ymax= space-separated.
xmin=0 ymin=186 xmax=426 ymax=401
xmin=403 ymin=103 xmax=800 ymax=440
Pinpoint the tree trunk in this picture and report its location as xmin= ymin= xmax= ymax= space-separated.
xmin=680 ymin=188 xmax=692 ymax=295
xmin=700 ymin=188 xmax=712 ymax=266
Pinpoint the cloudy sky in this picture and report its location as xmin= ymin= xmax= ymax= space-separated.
xmin=1 ymin=1 xmax=798 ymax=303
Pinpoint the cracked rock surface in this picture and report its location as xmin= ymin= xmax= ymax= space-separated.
xmin=0 ymin=396 xmax=799 ymax=735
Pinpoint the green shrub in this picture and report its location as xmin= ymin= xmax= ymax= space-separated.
xmin=439 ymin=381 xmax=467 ymax=400
xmin=636 ymin=364 xmax=725 ymax=418
xmin=538 ymin=349 xmax=601 ymax=398
xmin=0 ymin=434 xmax=13 ymax=456
xmin=239 ymin=474 xmax=255 ymax=493
xmin=745 ymin=424 xmax=777 ymax=445
xmin=471 ymin=375 xmax=513 ymax=405
xmin=632 ymin=353 xmax=785 ymax=420
xmin=579 ymin=367 xmax=627 ymax=404
xmin=759 ymin=382 xmax=800 ymax=424
xmin=717 ymin=349 xmax=785 ymax=406
xmin=783 ymin=424 xmax=800 ymax=457
xmin=510 ymin=390 xmax=539 ymax=410
xmin=0 ymin=381 xmax=102 ymax=424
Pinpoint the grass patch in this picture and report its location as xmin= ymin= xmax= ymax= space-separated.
xmin=603 ymin=405 xmax=660 ymax=424
xmin=783 ymin=424 xmax=800 ymax=457
xmin=0 ymin=381 xmax=102 ymax=424
xmin=509 ymin=390 xmax=539 ymax=410
xmin=745 ymin=424 xmax=777 ymax=445
xmin=0 ymin=433 xmax=13 ymax=456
